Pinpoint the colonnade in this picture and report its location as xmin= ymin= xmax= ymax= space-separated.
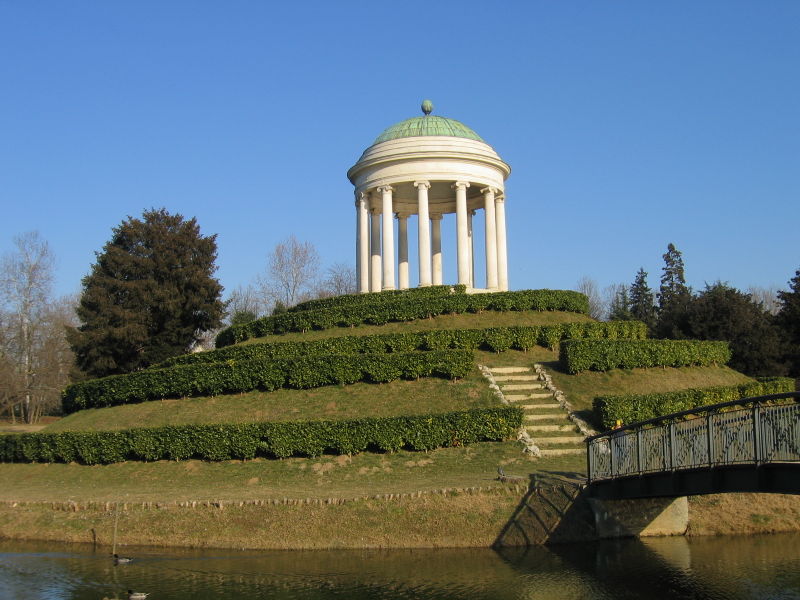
xmin=355 ymin=181 xmax=508 ymax=293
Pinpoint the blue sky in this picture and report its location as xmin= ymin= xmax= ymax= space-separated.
xmin=1 ymin=1 xmax=798 ymax=301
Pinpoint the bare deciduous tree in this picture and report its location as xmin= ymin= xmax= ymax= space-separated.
xmin=575 ymin=276 xmax=605 ymax=320
xmin=0 ymin=232 xmax=73 ymax=423
xmin=314 ymin=262 xmax=357 ymax=298
xmin=258 ymin=235 xmax=320 ymax=308
xmin=224 ymin=284 xmax=265 ymax=325
xmin=747 ymin=285 xmax=781 ymax=316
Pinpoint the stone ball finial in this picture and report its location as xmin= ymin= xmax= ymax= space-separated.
xmin=421 ymin=99 xmax=433 ymax=115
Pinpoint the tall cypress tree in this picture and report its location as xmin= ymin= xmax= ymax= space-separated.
xmin=67 ymin=209 xmax=224 ymax=377
xmin=629 ymin=268 xmax=657 ymax=332
xmin=776 ymin=268 xmax=800 ymax=375
xmin=656 ymin=243 xmax=692 ymax=338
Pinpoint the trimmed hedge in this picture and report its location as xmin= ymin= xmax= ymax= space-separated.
xmin=593 ymin=377 xmax=796 ymax=429
xmin=162 ymin=321 xmax=648 ymax=369
xmin=289 ymin=285 xmax=464 ymax=313
xmin=559 ymin=339 xmax=732 ymax=374
xmin=0 ymin=406 xmax=523 ymax=464
xmin=62 ymin=350 xmax=474 ymax=414
xmin=216 ymin=289 xmax=590 ymax=347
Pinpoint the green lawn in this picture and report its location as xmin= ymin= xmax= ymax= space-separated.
xmin=0 ymin=441 xmax=585 ymax=503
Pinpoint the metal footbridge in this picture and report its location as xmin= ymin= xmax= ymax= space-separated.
xmin=586 ymin=392 xmax=800 ymax=499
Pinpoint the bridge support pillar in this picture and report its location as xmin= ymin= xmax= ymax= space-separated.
xmin=588 ymin=496 xmax=688 ymax=539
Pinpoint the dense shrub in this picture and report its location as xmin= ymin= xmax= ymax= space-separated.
xmin=62 ymin=350 xmax=474 ymax=414
xmin=215 ymin=289 xmax=590 ymax=347
xmin=289 ymin=285 xmax=463 ymax=313
xmin=163 ymin=321 xmax=647 ymax=369
xmin=593 ymin=377 xmax=796 ymax=429
xmin=0 ymin=406 xmax=523 ymax=465
xmin=559 ymin=339 xmax=731 ymax=374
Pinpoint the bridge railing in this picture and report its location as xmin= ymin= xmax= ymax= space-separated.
xmin=586 ymin=392 xmax=800 ymax=483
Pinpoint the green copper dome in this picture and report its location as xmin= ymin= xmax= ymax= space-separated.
xmin=373 ymin=101 xmax=485 ymax=144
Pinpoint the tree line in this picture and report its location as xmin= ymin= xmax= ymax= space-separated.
xmin=578 ymin=243 xmax=800 ymax=377
xmin=1 ymin=209 xmax=355 ymax=423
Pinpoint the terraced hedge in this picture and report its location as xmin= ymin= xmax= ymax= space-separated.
xmin=215 ymin=289 xmax=590 ymax=347
xmin=62 ymin=350 xmax=474 ymax=414
xmin=163 ymin=321 xmax=647 ymax=369
xmin=559 ymin=339 xmax=731 ymax=374
xmin=289 ymin=285 xmax=464 ymax=313
xmin=0 ymin=406 xmax=523 ymax=464
xmin=593 ymin=377 xmax=796 ymax=429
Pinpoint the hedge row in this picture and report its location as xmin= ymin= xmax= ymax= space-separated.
xmin=593 ymin=377 xmax=796 ymax=429
xmin=0 ymin=406 xmax=524 ymax=464
xmin=163 ymin=321 xmax=647 ymax=369
xmin=62 ymin=350 xmax=474 ymax=414
xmin=559 ymin=339 xmax=732 ymax=374
xmin=216 ymin=289 xmax=590 ymax=347
xmin=288 ymin=285 xmax=464 ymax=313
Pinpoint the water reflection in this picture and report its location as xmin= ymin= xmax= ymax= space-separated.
xmin=1 ymin=534 xmax=798 ymax=600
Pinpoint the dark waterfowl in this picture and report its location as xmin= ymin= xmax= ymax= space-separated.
xmin=113 ymin=553 xmax=133 ymax=565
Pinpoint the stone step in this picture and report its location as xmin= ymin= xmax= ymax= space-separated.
xmin=536 ymin=436 xmax=586 ymax=446
xmin=505 ymin=393 xmax=551 ymax=402
xmin=522 ymin=404 xmax=562 ymax=411
xmin=501 ymin=384 xmax=545 ymax=391
xmin=492 ymin=375 xmax=539 ymax=382
xmin=526 ymin=424 xmax=577 ymax=433
xmin=524 ymin=414 xmax=565 ymax=422
xmin=490 ymin=367 xmax=532 ymax=374
xmin=539 ymin=448 xmax=585 ymax=457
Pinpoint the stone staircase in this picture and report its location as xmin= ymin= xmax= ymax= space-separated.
xmin=485 ymin=365 xmax=586 ymax=458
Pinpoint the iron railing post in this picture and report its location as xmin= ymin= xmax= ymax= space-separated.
xmin=587 ymin=440 xmax=593 ymax=483
xmin=669 ymin=421 xmax=676 ymax=470
xmin=753 ymin=403 xmax=762 ymax=465
xmin=636 ymin=428 xmax=643 ymax=475
xmin=609 ymin=435 xmax=615 ymax=477
xmin=706 ymin=412 xmax=714 ymax=468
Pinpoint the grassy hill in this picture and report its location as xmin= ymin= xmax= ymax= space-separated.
xmin=3 ymin=288 xmax=761 ymax=504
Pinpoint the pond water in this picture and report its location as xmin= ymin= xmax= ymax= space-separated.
xmin=1 ymin=533 xmax=799 ymax=600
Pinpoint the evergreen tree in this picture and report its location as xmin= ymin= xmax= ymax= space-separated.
xmin=629 ymin=269 xmax=657 ymax=332
xmin=607 ymin=284 xmax=633 ymax=321
xmin=776 ymin=268 xmax=800 ymax=375
xmin=683 ymin=283 xmax=786 ymax=376
xmin=67 ymin=209 xmax=224 ymax=377
xmin=658 ymin=243 xmax=690 ymax=309
xmin=656 ymin=243 xmax=692 ymax=338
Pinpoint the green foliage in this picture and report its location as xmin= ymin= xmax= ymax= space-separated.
xmin=66 ymin=208 xmax=225 ymax=377
xmin=215 ymin=289 xmax=590 ymax=347
xmin=61 ymin=350 xmax=475 ymax=413
xmin=0 ymin=406 xmax=523 ymax=464
xmin=163 ymin=321 xmax=648 ymax=368
xmin=679 ymin=283 xmax=787 ymax=376
xmin=608 ymin=284 xmax=633 ymax=321
xmin=559 ymin=339 xmax=732 ymax=374
xmin=593 ymin=377 xmax=796 ymax=429
xmin=777 ymin=268 xmax=800 ymax=375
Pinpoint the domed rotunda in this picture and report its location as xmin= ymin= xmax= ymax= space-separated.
xmin=347 ymin=101 xmax=511 ymax=293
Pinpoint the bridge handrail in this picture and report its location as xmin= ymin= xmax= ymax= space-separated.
xmin=585 ymin=392 xmax=800 ymax=442
xmin=586 ymin=392 xmax=800 ymax=484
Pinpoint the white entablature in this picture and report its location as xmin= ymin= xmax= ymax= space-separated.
xmin=347 ymin=101 xmax=512 ymax=293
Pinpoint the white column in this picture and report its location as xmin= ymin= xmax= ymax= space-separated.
xmin=496 ymin=195 xmax=509 ymax=291
xmin=369 ymin=203 xmax=382 ymax=292
xmin=356 ymin=192 xmax=370 ymax=293
xmin=397 ymin=212 xmax=409 ymax=290
xmin=378 ymin=185 xmax=395 ymax=290
xmin=482 ymin=187 xmax=498 ymax=290
xmin=467 ymin=209 xmax=475 ymax=288
xmin=453 ymin=181 xmax=470 ymax=286
xmin=415 ymin=180 xmax=431 ymax=287
xmin=431 ymin=214 xmax=443 ymax=285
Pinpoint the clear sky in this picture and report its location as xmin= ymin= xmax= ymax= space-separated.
xmin=1 ymin=1 xmax=798 ymax=302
